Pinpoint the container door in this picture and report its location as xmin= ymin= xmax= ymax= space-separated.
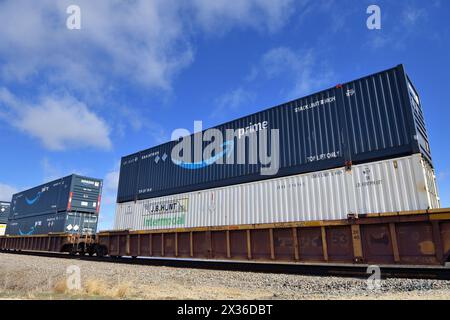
xmin=341 ymin=67 xmax=412 ymax=164
xmin=117 ymin=153 xmax=140 ymax=203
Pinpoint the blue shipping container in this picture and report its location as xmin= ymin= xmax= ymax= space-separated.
xmin=117 ymin=64 xmax=433 ymax=203
xmin=6 ymin=174 xmax=102 ymax=236
xmin=9 ymin=174 xmax=102 ymax=219
xmin=5 ymin=211 xmax=98 ymax=236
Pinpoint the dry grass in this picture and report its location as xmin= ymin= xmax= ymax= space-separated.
xmin=52 ymin=278 xmax=134 ymax=299
xmin=53 ymin=279 xmax=68 ymax=294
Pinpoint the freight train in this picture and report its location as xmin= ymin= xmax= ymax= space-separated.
xmin=1 ymin=64 xmax=449 ymax=267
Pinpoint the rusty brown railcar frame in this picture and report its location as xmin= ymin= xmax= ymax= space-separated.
xmin=0 ymin=233 xmax=95 ymax=254
xmin=1 ymin=209 xmax=450 ymax=266
xmin=97 ymin=209 xmax=450 ymax=266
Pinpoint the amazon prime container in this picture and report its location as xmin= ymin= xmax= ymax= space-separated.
xmin=117 ymin=64 xmax=433 ymax=203
xmin=6 ymin=175 xmax=102 ymax=236
xmin=5 ymin=211 xmax=98 ymax=236
xmin=114 ymin=154 xmax=440 ymax=231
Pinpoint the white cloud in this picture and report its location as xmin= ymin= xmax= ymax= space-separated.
xmin=0 ymin=88 xmax=112 ymax=151
xmin=114 ymin=106 xmax=169 ymax=144
xmin=104 ymin=170 xmax=120 ymax=193
xmin=437 ymin=170 xmax=449 ymax=182
xmin=190 ymin=0 xmax=296 ymax=34
xmin=0 ymin=183 xmax=17 ymax=202
xmin=251 ymin=47 xmax=335 ymax=99
xmin=41 ymin=157 xmax=63 ymax=182
xmin=367 ymin=4 xmax=430 ymax=50
xmin=211 ymin=46 xmax=334 ymax=119
xmin=103 ymin=165 xmax=120 ymax=206
xmin=402 ymin=6 xmax=427 ymax=26
xmin=211 ymin=88 xmax=255 ymax=119
xmin=0 ymin=0 xmax=296 ymax=95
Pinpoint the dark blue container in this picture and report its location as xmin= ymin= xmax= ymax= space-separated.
xmin=117 ymin=64 xmax=433 ymax=203
xmin=0 ymin=202 xmax=10 ymax=224
xmin=6 ymin=174 xmax=102 ymax=236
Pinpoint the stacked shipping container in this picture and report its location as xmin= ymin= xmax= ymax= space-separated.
xmin=115 ymin=64 xmax=440 ymax=231
xmin=115 ymin=154 xmax=440 ymax=230
xmin=6 ymin=175 xmax=102 ymax=236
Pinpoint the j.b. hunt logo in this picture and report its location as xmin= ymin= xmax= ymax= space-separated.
xmin=143 ymin=199 xmax=188 ymax=227
xmin=143 ymin=199 xmax=188 ymax=215
xmin=171 ymin=120 xmax=280 ymax=176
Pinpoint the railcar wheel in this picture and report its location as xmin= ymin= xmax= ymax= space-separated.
xmin=96 ymin=245 xmax=107 ymax=258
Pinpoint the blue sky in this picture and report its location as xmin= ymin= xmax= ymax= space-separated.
xmin=0 ymin=0 xmax=449 ymax=230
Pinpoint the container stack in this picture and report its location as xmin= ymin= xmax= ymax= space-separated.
xmin=114 ymin=64 xmax=440 ymax=231
xmin=6 ymin=174 xmax=102 ymax=236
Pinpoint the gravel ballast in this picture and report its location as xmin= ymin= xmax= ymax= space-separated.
xmin=0 ymin=253 xmax=449 ymax=299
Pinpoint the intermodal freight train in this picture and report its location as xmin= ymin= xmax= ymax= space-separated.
xmin=1 ymin=64 xmax=449 ymax=267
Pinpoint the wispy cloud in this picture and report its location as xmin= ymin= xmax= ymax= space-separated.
xmin=0 ymin=88 xmax=112 ymax=151
xmin=190 ymin=0 xmax=297 ymax=34
xmin=249 ymin=47 xmax=335 ymax=99
xmin=0 ymin=1 xmax=297 ymax=151
xmin=103 ymin=168 xmax=120 ymax=206
xmin=0 ymin=0 xmax=296 ymax=96
xmin=437 ymin=170 xmax=449 ymax=182
xmin=114 ymin=106 xmax=169 ymax=145
xmin=97 ymin=163 xmax=121 ymax=230
xmin=0 ymin=183 xmax=17 ymax=201
xmin=402 ymin=6 xmax=427 ymax=26
xmin=211 ymin=88 xmax=255 ymax=119
xmin=366 ymin=3 xmax=430 ymax=50
xmin=211 ymin=46 xmax=335 ymax=119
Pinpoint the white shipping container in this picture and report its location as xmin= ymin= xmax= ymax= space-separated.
xmin=114 ymin=154 xmax=440 ymax=231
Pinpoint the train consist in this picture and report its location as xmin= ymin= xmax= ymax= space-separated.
xmin=1 ymin=64 xmax=449 ymax=267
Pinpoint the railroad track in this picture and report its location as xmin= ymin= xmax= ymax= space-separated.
xmin=2 ymin=250 xmax=450 ymax=280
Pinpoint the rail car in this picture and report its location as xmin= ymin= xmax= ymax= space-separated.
xmin=1 ymin=209 xmax=450 ymax=267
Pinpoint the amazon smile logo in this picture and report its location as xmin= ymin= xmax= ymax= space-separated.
xmin=25 ymin=192 xmax=41 ymax=205
xmin=172 ymin=140 xmax=234 ymax=170
xmin=170 ymin=121 xmax=280 ymax=176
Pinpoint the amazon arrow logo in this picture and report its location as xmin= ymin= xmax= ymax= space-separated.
xmin=170 ymin=121 xmax=280 ymax=176
xmin=25 ymin=192 xmax=41 ymax=205
xmin=19 ymin=226 xmax=35 ymax=236
xmin=172 ymin=141 xmax=234 ymax=170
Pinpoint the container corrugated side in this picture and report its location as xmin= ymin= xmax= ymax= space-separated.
xmin=341 ymin=65 xmax=432 ymax=164
xmin=114 ymin=153 xmax=440 ymax=231
xmin=117 ymin=64 xmax=433 ymax=203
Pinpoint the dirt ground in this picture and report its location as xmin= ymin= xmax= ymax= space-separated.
xmin=0 ymin=253 xmax=449 ymax=300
